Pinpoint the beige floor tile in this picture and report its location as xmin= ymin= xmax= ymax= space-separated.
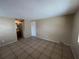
xmin=12 ymin=48 xmax=24 ymax=56
xmin=17 ymin=52 xmax=28 ymax=59
xmin=26 ymin=56 xmax=34 ymax=59
xmin=39 ymin=54 xmax=50 ymax=59
xmin=37 ymin=47 xmax=45 ymax=52
xmin=3 ymin=54 xmax=17 ymax=59
xmin=31 ymin=50 xmax=41 ymax=59
xmin=51 ymin=55 xmax=61 ymax=59
xmin=24 ymin=47 xmax=34 ymax=54
xmin=43 ymin=48 xmax=52 ymax=57
xmin=0 ymin=37 xmax=74 ymax=59
xmin=1 ymin=50 xmax=13 ymax=58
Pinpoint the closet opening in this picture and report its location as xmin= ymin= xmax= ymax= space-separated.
xmin=15 ymin=19 xmax=24 ymax=40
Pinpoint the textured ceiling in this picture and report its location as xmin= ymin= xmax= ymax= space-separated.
xmin=0 ymin=0 xmax=79 ymax=20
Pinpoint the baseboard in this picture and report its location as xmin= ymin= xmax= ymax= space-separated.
xmin=35 ymin=36 xmax=60 ymax=44
xmin=0 ymin=39 xmax=17 ymax=47
xmin=24 ymin=35 xmax=31 ymax=39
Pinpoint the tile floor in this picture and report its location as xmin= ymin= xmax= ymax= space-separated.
xmin=0 ymin=37 xmax=74 ymax=59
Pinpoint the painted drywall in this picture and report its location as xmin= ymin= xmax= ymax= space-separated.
xmin=31 ymin=21 xmax=36 ymax=36
xmin=36 ymin=15 xmax=74 ymax=45
xmin=0 ymin=17 xmax=32 ymax=47
xmin=24 ymin=20 xmax=31 ymax=38
xmin=71 ymin=11 xmax=79 ymax=59
xmin=0 ymin=17 xmax=17 ymax=47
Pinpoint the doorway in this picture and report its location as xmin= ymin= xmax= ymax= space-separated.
xmin=15 ymin=19 xmax=24 ymax=40
xmin=31 ymin=21 xmax=36 ymax=36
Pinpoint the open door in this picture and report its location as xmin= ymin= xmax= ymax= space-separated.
xmin=15 ymin=19 xmax=24 ymax=40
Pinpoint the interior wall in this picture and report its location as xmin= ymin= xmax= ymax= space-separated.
xmin=36 ymin=15 xmax=74 ymax=45
xmin=71 ymin=11 xmax=79 ymax=59
xmin=0 ymin=18 xmax=32 ymax=47
xmin=0 ymin=17 xmax=17 ymax=47
xmin=24 ymin=20 xmax=31 ymax=38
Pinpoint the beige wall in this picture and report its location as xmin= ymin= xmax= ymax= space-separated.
xmin=24 ymin=20 xmax=31 ymax=38
xmin=71 ymin=11 xmax=79 ymax=59
xmin=0 ymin=17 xmax=32 ymax=47
xmin=36 ymin=15 xmax=74 ymax=45
xmin=0 ymin=17 xmax=17 ymax=47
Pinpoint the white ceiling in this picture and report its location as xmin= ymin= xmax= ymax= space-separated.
xmin=0 ymin=0 xmax=79 ymax=20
